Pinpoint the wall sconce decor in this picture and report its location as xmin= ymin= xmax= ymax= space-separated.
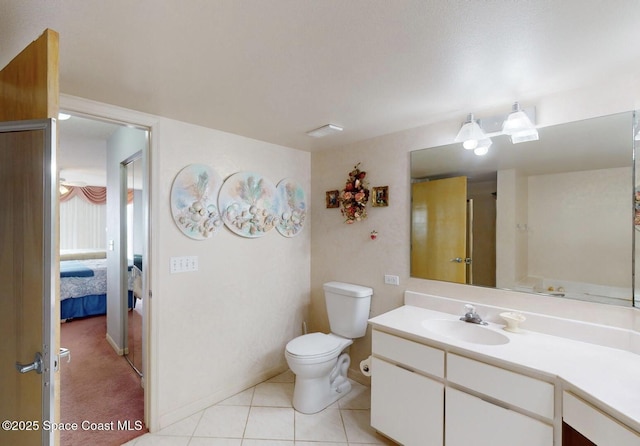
xmin=326 ymin=190 xmax=340 ymax=208
xmin=502 ymin=102 xmax=539 ymax=143
xmin=372 ymin=186 xmax=389 ymax=207
xmin=454 ymin=113 xmax=489 ymax=151
xmin=454 ymin=102 xmax=538 ymax=155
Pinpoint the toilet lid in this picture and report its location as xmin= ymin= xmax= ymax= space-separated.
xmin=286 ymin=333 xmax=344 ymax=358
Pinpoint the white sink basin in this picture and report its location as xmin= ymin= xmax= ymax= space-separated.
xmin=421 ymin=319 xmax=510 ymax=345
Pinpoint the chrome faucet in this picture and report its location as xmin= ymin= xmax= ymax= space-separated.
xmin=460 ymin=304 xmax=488 ymax=325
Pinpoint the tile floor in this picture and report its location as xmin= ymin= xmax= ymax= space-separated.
xmin=123 ymin=370 xmax=396 ymax=446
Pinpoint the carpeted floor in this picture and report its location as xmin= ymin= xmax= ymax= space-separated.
xmin=60 ymin=311 xmax=146 ymax=446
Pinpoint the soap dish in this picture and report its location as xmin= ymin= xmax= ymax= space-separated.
xmin=500 ymin=312 xmax=526 ymax=333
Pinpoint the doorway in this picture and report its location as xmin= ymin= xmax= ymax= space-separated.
xmin=58 ymin=112 xmax=149 ymax=443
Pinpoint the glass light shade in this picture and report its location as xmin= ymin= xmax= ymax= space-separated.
xmin=502 ymin=103 xmax=536 ymax=133
xmin=502 ymin=103 xmax=539 ymax=144
xmin=510 ymin=129 xmax=539 ymax=144
xmin=455 ymin=114 xmax=487 ymax=150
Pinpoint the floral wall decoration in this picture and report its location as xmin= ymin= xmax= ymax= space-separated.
xmin=275 ymin=178 xmax=307 ymax=237
xmin=170 ymin=164 xmax=223 ymax=240
xmin=218 ymin=171 xmax=279 ymax=238
xmin=339 ymin=163 xmax=369 ymax=223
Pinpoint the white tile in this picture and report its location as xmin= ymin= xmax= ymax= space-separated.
xmin=252 ymin=382 xmax=294 ymax=407
xmin=341 ymin=409 xmax=389 ymax=444
xmin=294 ymin=443 xmax=348 ymax=446
xmin=338 ymin=381 xmax=370 ymax=410
xmin=189 ymin=438 xmax=242 ymax=446
xmin=219 ymin=387 xmax=256 ymax=406
xmin=244 ymin=407 xmax=295 ymax=441
xmin=129 ymin=434 xmax=191 ymax=446
xmin=266 ymin=370 xmax=295 ymax=383
xmin=294 ymin=408 xmax=347 ymax=443
xmin=193 ymin=405 xmax=250 ymax=438
xmin=155 ymin=411 xmax=203 ymax=436
xmin=241 ymin=440 xmax=294 ymax=445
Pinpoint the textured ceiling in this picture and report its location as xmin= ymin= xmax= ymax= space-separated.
xmin=2 ymin=0 xmax=640 ymax=152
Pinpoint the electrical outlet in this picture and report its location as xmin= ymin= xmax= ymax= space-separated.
xmin=384 ymin=274 xmax=400 ymax=286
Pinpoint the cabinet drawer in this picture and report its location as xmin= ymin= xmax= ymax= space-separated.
xmin=372 ymin=330 xmax=444 ymax=378
xmin=563 ymin=391 xmax=640 ymax=446
xmin=446 ymin=387 xmax=553 ymax=446
xmin=447 ymin=353 xmax=554 ymax=419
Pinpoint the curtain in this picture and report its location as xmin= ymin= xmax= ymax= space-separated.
xmin=60 ymin=186 xmax=134 ymax=204
xmin=60 ymin=185 xmax=107 ymax=204
xmin=59 ymin=195 xmax=107 ymax=249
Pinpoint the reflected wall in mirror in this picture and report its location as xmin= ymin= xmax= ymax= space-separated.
xmin=125 ymin=156 xmax=143 ymax=376
xmin=411 ymin=111 xmax=636 ymax=307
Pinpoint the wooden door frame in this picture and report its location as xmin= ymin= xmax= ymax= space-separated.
xmin=0 ymin=28 xmax=59 ymax=446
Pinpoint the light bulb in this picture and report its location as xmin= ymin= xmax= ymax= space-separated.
xmin=463 ymin=139 xmax=478 ymax=150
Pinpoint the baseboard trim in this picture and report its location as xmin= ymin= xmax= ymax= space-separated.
xmin=106 ymin=333 xmax=125 ymax=356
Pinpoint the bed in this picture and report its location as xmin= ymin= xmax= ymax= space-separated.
xmin=60 ymin=250 xmax=137 ymax=320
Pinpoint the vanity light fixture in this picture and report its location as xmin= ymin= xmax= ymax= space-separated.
xmin=502 ymin=102 xmax=539 ymax=144
xmin=454 ymin=114 xmax=491 ymax=151
xmin=306 ymin=124 xmax=343 ymax=138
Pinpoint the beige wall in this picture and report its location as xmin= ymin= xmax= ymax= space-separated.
xmin=151 ymin=118 xmax=311 ymax=428
xmin=311 ymin=76 xmax=640 ymax=382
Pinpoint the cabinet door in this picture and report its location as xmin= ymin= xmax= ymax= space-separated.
xmin=371 ymin=357 xmax=444 ymax=446
xmin=445 ymin=388 xmax=553 ymax=446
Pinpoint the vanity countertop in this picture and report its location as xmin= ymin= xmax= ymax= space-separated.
xmin=369 ymin=305 xmax=640 ymax=432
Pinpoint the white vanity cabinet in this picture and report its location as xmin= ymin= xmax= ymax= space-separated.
xmin=371 ymin=330 xmax=554 ymax=446
xmin=563 ymin=391 xmax=640 ymax=446
xmin=445 ymin=354 xmax=554 ymax=446
xmin=371 ymin=330 xmax=445 ymax=446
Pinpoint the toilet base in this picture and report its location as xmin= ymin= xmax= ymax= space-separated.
xmin=292 ymin=353 xmax=352 ymax=414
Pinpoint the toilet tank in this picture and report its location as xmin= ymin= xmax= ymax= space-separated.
xmin=323 ymin=281 xmax=373 ymax=339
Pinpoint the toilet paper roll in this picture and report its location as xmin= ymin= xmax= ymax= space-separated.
xmin=359 ymin=356 xmax=372 ymax=377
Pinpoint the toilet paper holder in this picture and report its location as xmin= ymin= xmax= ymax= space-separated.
xmin=359 ymin=355 xmax=372 ymax=377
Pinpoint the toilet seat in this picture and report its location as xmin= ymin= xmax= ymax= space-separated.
xmin=286 ymin=333 xmax=351 ymax=360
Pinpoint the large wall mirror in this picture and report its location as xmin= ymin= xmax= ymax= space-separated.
xmin=411 ymin=111 xmax=637 ymax=308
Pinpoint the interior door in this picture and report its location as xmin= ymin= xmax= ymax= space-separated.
xmin=411 ymin=176 xmax=468 ymax=283
xmin=0 ymin=29 xmax=60 ymax=446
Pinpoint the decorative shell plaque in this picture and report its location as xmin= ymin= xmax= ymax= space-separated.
xmin=218 ymin=171 xmax=278 ymax=238
xmin=170 ymin=164 xmax=223 ymax=240
xmin=275 ymin=178 xmax=306 ymax=237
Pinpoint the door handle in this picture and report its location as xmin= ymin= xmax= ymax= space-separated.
xmin=450 ymin=257 xmax=472 ymax=264
xmin=16 ymin=352 xmax=43 ymax=374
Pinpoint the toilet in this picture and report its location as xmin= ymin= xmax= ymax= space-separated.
xmin=285 ymin=281 xmax=373 ymax=414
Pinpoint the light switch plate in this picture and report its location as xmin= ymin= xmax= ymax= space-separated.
xmin=170 ymin=256 xmax=199 ymax=273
